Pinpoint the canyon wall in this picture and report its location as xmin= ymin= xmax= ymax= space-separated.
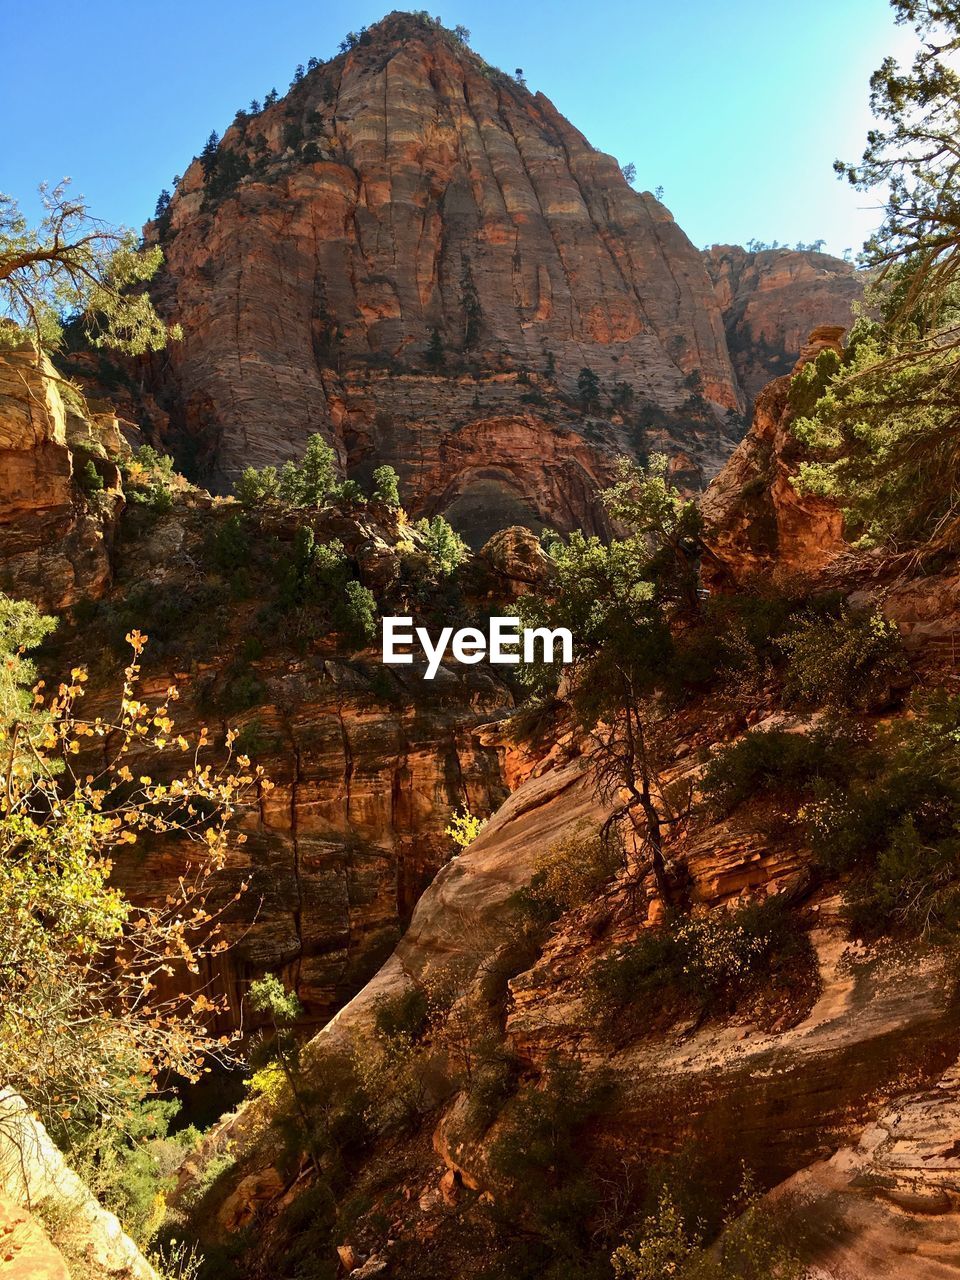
xmin=704 ymin=244 xmax=861 ymax=409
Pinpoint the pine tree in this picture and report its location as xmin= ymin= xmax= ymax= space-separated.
xmin=0 ymin=184 xmax=178 ymax=354
xmin=200 ymin=130 xmax=220 ymax=175
xmin=372 ymin=464 xmax=401 ymax=508
xmin=298 ymin=433 xmax=337 ymax=506
xmin=789 ymin=2 xmax=960 ymax=549
xmin=577 ymin=366 xmax=601 ymax=409
xmin=425 ymin=327 xmax=446 ymax=371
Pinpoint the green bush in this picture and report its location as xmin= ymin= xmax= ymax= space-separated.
xmin=489 ymin=1056 xmax=615 ymax=1244
xmin=778 ymin=608 xmax=908 ymax=710
xmin=414 ymin=515 xmax=469 ymax=576
xmin=612 ymin=1183 xmax=809 ymax=1280
xmin=586 ymin=928 xmax=689 ymax=1017
xmin=337 ymin=578 xmax=377 ymax=646
xmin=464 ymin=1041 xmax=522 ymax=1131
xmin=804 ymin=693 xmax=960 ymax=935
xmin=206 ymin=513 xmax=251 ymax=574
xmin=281 ymin=534 xmax=374 ymax=635
xmin=275 ymin=1182 xmax=338 ymax=1280
xmin=666 ymin=590 xmax=843 ymax=704
xmin=121 ymin=444 xmax=180 ymax=513
xmin=332 ymin=477 xmax=365 ymax=508
xmin=66 ymin=1096 xmax=198 ymax=1247
xmin=235 ymin=464 xmax=279 ymax=510
xmin=515 ymin=826 xmax=623 ymax=922
xmin=371 ymin=464 xmax=401 ymax=507
xmin=373 ymin=986 xmax=430 ymax=1042
xmin=78 ymin=458 xmax=104 ymax=495
xmin=219 ymin=668 xmax=267 ymax=712
xmin=700 ymin=720 xmax=862 ymax=816
xmin=236 ymin=434 xmax=337 ymax=511
xmin=586 ymin=897 xmax=805 ymax=1028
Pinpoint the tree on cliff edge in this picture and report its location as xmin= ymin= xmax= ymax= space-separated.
xmin=0 ymin=180 xmax=179 ymax=355
xmin=578 ymin=365 xmax=601 ymax=409
xmin=790 ymin=1 xmax=960 ymax=548
xmin=425 ymin=326 xmax=446 ymax=371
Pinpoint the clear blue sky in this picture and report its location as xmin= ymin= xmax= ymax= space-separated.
xmin=4 ymin=0 xmax=914 ymax=257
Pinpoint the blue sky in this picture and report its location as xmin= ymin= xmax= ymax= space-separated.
xmin=5 ymin=1 xmax=914 ymax=257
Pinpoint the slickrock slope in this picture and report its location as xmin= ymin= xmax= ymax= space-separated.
xmin=704 ymin=245 xmax=862 ymax=410
xmin=507 ymin=886 xmax=960 ymax=1191
xmin=172 ymin=705 xmax=960 ymax=1278
xmin=0 ymin=1090 xmax=157 ymax=1279
xmin=0 ymin=1198 xmax=70 ymax=1280
xmin=137 ymin=12 xmax=744 ymax=534
xmin=766 ymin=1062 xmax=960 ymax=1279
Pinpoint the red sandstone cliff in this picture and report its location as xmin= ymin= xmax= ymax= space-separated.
xmin=134 ymin=12 xmax=744 ymax=538
xmin=704 ymin=244 xmax=862 ymax=410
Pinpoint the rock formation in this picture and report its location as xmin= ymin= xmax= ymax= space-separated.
xmin=17 ymin=0 xmax=866 ymax=562
xmin=766 ymin=1061 xmax=960 ymax=1279
xmin=46 ymin=18 xmax=863 ymax=547
xmin=704 ymin=245 xmax=861 ymax=410
xmin=701 ymin=324 xmax=851 ymax=586
xmin=0 ymin=1197 xmax=71 ymax=1280
xmin=0 ymin=341 xmax=125 ymax=609
xmin=127 ymin=12 xmax=745 ymax=536
xmin=171 ymin=700 xmax=960 ymax=1278
xmin=1 ymin=15 xmax=932 ymax=1280
xmin=0 ymin=1090 xmax=157 ymax=1279
xmin=0 ymin=345 xmax=517 ymax=1033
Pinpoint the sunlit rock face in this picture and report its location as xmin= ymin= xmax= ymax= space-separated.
xmin=704 ymin=245 xmax=861 ymax=411
xmin=137 ymin=11 xmax=748 ymax=537
xmin=0 ymin=343 xmax=124 ymax=609
xmin=701 ymin=326 xmax=850 ymax=586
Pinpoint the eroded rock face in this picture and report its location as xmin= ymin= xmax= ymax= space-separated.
xmin=0 ymin=344 xmax=123 ymax=609
xmin=0 ymin=335 xmax=520 ymax=1035
xmin=139 ymin=12 xmax=743 ymax=532
xmin=704 ymin=245 xmax=861 ymax=411
xmin=0 ymin=345 xmax=521 ymax=1035
xmin=0 ymin=1090 xmax=157 ymax=1279
xmin=475 ymin=525 xmax=549 ymax=599
xmin=701 ymin=326 xmax=849 ymax=587
xmin=768 ymin=1060 xmax=960 ymax=1278
xmin=67 ymin=499 xmax=516 ymax=1030
xmin=508 ymin=909 xmax=960 ymax=1191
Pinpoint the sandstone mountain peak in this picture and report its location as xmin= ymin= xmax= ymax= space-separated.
xmin=125 ymin=12 xmax=791 ymax=540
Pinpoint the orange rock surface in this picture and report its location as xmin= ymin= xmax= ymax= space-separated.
xmin=704 ymin=244 xmax=861 ymax=409
xmin=141 ymin=12 xmax=746 ymax=533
